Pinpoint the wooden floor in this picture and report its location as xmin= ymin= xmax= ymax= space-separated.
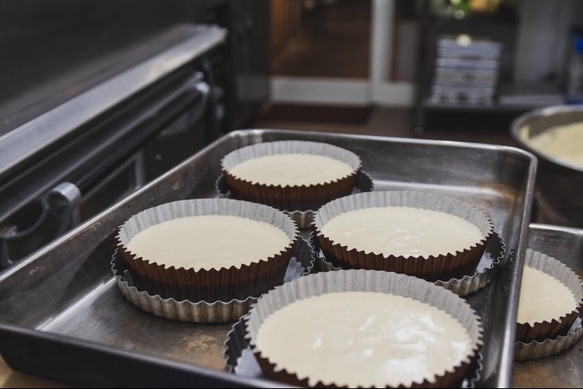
xmin=267 ymin=0 xmax=522 ymax=148
xmin=272 ymin=0 xmax=371 ymax=79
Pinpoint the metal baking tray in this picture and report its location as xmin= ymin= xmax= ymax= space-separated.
xmin=512 ymin=223 xmax=583 ymax=388
xmin=0 ymin=129 xmax=537 ymax=387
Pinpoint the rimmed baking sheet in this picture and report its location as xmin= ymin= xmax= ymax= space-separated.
xmin=0 ymin=129 xmax=536 ymax=387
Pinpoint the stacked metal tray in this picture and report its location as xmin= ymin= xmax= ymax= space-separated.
xmin=0 ymin=129 xmax=537 ymax=387
xmin=511 ymin=223 xmax=583 ymax=388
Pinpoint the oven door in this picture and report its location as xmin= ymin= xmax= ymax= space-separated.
xmin=75 ymin=69 xmax=214 ymax=221
xmin=0 ymin=26 xmax=227 ymax=268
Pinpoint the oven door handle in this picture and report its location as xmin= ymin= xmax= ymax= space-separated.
xmin=0 ymin=182 xmax=81 ymax=268
xmin=157 ymin=79 xmax=210 ymax=137
xmin=71 ymin=71 xmax=210 ymax=193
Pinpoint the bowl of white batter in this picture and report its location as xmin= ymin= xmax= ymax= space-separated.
xmin=511 ymin=105 xmax=583 ymax=227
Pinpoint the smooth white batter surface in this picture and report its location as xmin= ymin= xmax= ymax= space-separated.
xmin=126 ymin=215 xmax=290 ymax=270
xmin=255 ymin=291 xmax=472 ymax=387
xmin=320 ymin=207 xmax=483 ymax=257
xmin=228 ymin=154 xmax=353 ymax=186
xmin=525 ymin=122 xmax=583 ymax=166
xmin=517 ymin=266 xmax=577 ymax=325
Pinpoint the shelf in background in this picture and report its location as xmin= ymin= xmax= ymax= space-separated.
xmin=423 ymin=100 xmax=553 ymax=113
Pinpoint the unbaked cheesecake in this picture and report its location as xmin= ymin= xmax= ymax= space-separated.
xmin=319 ymin=206 xmax=484 ymax=258
xmin=227 ymin=153 xmax=354 ymax=187
xmin=517 ymin=265 xmax=578 ymax=326
xmin=245 ymin=269 xmax=483 ymax=388
xmin=221 ymin=140 xmax=361 ymax=211
xmin=117 ymin=198 xmax=298 ymax=302
xmin=254 ymin=291 xmax=473 ymax=388
xmin=314 ymin=191 xmax=493 ymax=282
xmin=515 ymin=249 xmax=583 ymax=343
xmin=126 ymin=215 xmax=291 ymax=271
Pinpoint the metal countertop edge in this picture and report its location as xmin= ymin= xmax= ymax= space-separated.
xmin=0 ymin=24 xmax=226 ymax=178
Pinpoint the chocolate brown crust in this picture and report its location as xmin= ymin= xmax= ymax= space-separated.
xmin=316 ymin=230 xmax=492 ymax=282
xmin=117 ymin=238 xmax=297 ymax=302
xmin=250 ymin=346 xmax=479 ymax=388
xmin=223 ymin=167 xmax=361 ymax=211
xmin=116 ymin=198 xmax=300 ymax=303
xmin=312 ymin=191 xmax=495 ymax=282
xmin=220 ymin=140 xmax=363 ymax=212
xmin=514 ymin=250 xmax=583 ymax=344
xmin=516 ymin=304 xmax=582 ymax=343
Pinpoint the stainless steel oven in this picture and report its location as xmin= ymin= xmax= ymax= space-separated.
xmin=0 ymin=24 xmax=228 ymax=268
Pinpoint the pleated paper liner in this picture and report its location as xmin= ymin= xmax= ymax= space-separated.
xmin=110 ymin=235 xmax=316 ymax=323
xmin=514 ymin=317 xmax=583 ymax=362
xmin=116 ymin=198 xmax=299 ymax=303
xmin=313 ymin=191 xmax=494 ymax=283
xmin=223 ymin=313 xmax=484 ymax=388
xmin=242 ymin=270 xmax=483 ymax=388
xmin=514 ymin=249 xmax=583 ymax=360
xmin=216 ymin=170 xmax=374 ymax=229
xmin=311 ymin=230 xmax=506 ymax=297
xmin=220 ymin=140 xmax=362 ymax=212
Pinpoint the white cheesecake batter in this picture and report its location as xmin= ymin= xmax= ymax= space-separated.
xmin=126 ymin=215 xmax=290 ymax=270
xmin=320 ymin=207 xmax=483 ymax=257
xmin=525 ymin=122 xmax=583 ymax=167
xmin=517 ymin=266 xmax=577 ymax=325
xmin=255 ymin=291 xmax=472 ymax=387
xmin=228 ymin=154 xmax=353 ymax=186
